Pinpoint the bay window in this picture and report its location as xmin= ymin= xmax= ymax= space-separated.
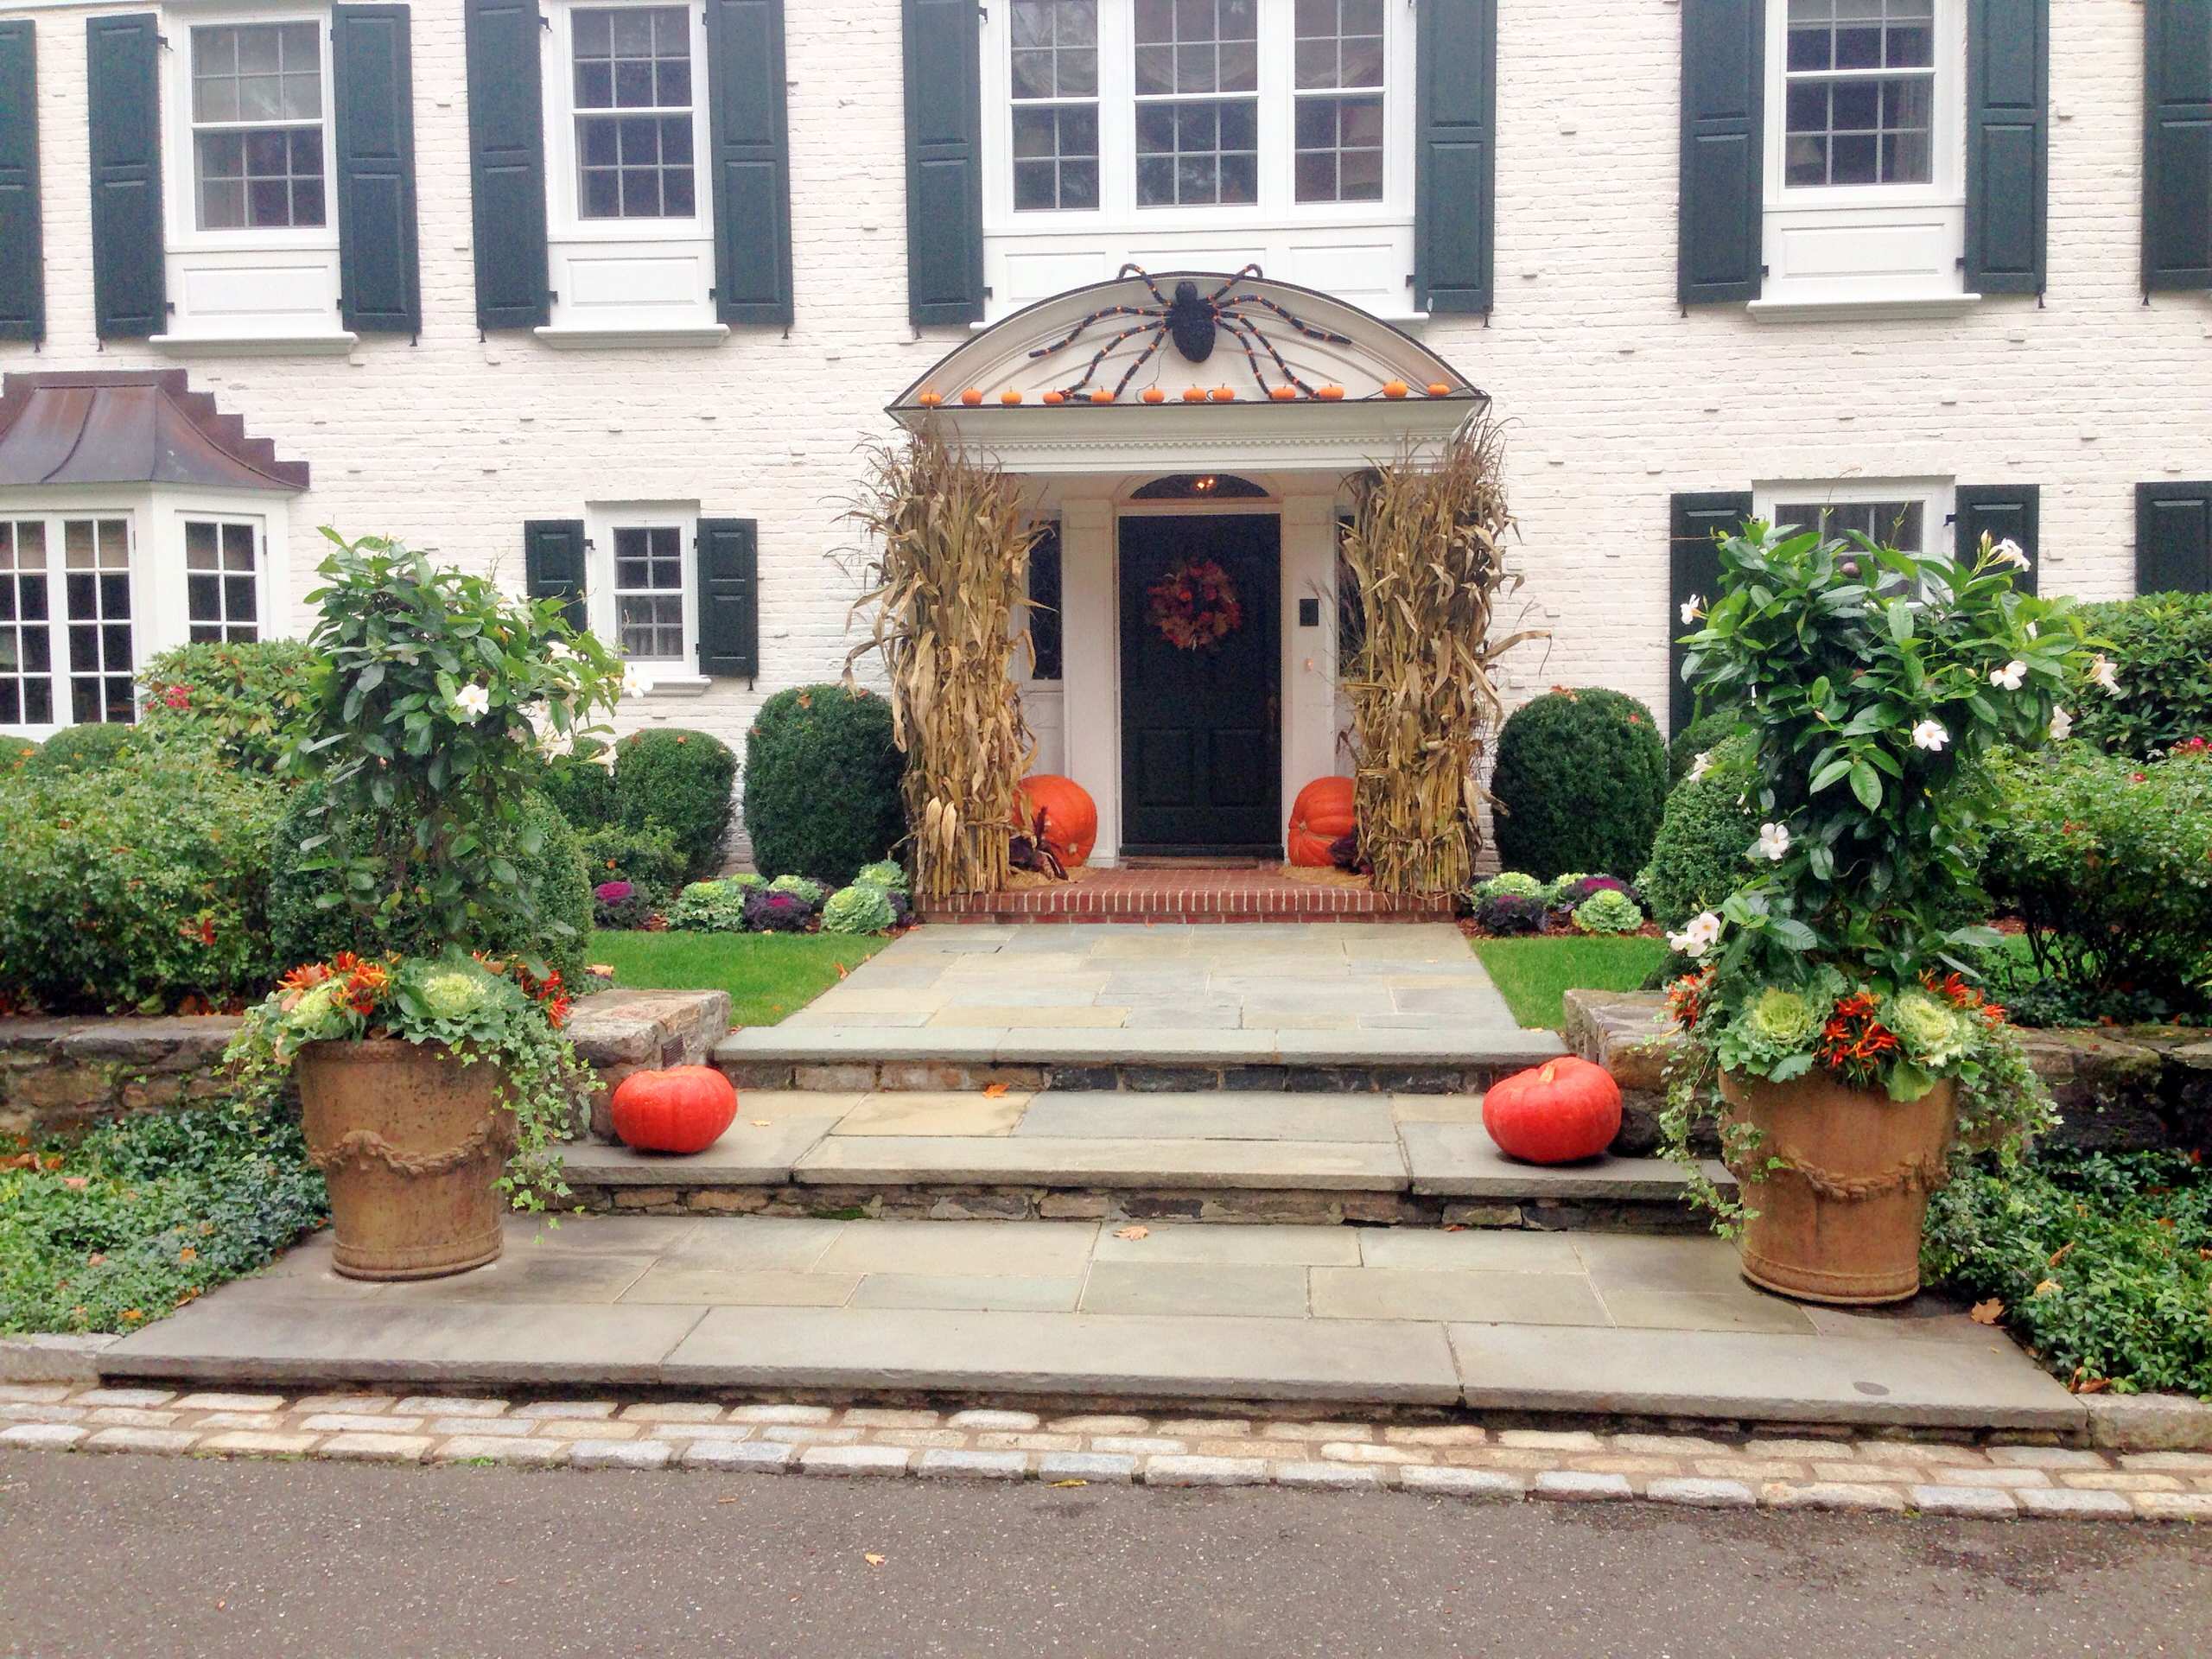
xmin=183 ymin=519 xmax=264 ymax=643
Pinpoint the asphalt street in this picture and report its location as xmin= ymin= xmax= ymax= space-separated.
xmin=2 ymin=1451 xmax=2206 ymax=1658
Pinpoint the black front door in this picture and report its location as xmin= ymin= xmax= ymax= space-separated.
xmin=1118 ymin=512 xmax=1281 ymax=855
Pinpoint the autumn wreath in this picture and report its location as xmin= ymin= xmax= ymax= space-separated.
xmin=1147 ymin=558 xmax=1243 ymax=651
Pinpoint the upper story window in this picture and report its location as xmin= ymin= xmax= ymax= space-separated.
xmin=1293 ymin=0 xmax=1383 ymax=203
xmin=1012 ymin=3 xmax=1101 ymax=212
xmin=1133 ymin=0 xmax=1257 ymax=206
xmin=571 ymin=6 xmax=696 ymax=220
xmin=189 ymin=22 xmax=327 ymax=231
xmin=1783 ymin=0 xmax=1934 ymax=190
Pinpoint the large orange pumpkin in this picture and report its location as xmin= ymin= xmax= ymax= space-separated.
xmin=1482 ymin=1057 xmax=1622 ymax=1165
xmin=1286 ymin=776 xmax=1356 ymax=868
xmin=1018 ymin=773 xmax=1098 ymax=867
xmin=608 ymin=1065 xmax=738 ymax=1155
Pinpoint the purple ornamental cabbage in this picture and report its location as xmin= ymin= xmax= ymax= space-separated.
xmin=742 ymin=888 xmax=814 ymax=934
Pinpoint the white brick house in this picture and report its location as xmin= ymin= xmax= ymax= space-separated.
xmin=0 ymin=0 xmax=2208 ymax=865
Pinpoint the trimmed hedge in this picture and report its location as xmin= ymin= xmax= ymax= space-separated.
xmin=2067 ymin=594 xmax=2212 ymax=757
xmin=1491 ymin=688 xmax=1669 ymax=881
xmin=537 ymin=757 xmax=617 ymax=832
xmin=0 ymin=757 xmax=288 ymax=1013
xmin=1667 ymin=708 xmax=1743 ymax=783
xmin=268 ymin=787 xmax=591 ymax=981
xmin=613 ymin=728 xmax=737 ymax=884
xmin=1637 ymin=736 xmax=1760 ymax=931
xmin=27 ymin=722 xmax=138 ymax=776
xmin=742 ymin=684 xmax=905 ymax=886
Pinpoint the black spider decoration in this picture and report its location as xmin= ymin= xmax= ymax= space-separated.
xmin=1027 ymin=264 xmax=1354 ymax=403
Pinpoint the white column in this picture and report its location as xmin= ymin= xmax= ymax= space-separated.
xmin=1058 ymin=498 xmax=1120 ymax=865
xmin=1280 ymin=492 xmax=1342 ymax=825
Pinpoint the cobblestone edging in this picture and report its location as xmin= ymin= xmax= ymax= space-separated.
xmin=4 ymin=1383 xmax=2209 ymax=1523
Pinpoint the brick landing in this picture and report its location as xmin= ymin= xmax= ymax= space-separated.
xmin=920 ymin=866 xmax=1456 ymax=925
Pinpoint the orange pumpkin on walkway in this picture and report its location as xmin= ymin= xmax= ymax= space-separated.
xmin=608 ymin=1065 xmax=738 ymax=1155
xmin=1483 ymin=1058 xmax=1622 ymax=1165
xmin=1286 ymin=776 xmax=1356 ymax=868
xmin=1018 ymin=774 xmax=1098 ymax=868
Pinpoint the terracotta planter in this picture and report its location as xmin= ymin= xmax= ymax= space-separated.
xmin=296 ymin=1039 xmax=515 ymax=1281
xmin=1718 ymin=1069 xmax=1957 ymax=1306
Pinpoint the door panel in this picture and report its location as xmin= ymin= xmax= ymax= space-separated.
xmin=1118 ymin=512 xmax=1281 ymax=855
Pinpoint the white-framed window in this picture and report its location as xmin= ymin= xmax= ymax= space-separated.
xmin=980 ymin=0 xmax=1416 ymax=318
xmin=586 ymin=505 xmax=696 ymax=670
xmin=183 ymin=519 xmax=264 ymax=643
xmin=1756 ymin=480 xmax=1954 ymax=557
xmin=540 ymin=1 xmax=718 ymax=334
xmin=158 ymin=9 xmax=345 ymax=342
xmin=1757 ymin=0 xmax=1968 ymax=312
xmin=0 ymin=519 xmax=56 ymax=729
xmin=60 ymin=516 xmax=139 ymax=728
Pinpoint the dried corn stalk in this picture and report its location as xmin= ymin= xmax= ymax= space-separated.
xmin=1339 ymin=415 xmax=1541 ymax=894
xmin=846 ymin=426 xmax=1038 ymax=900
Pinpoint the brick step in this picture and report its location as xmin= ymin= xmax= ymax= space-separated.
xmin=918 ymin=868 xmax=1455 ymax=925
xmin=563 ymin=1090 xmax=1731 ymax=1230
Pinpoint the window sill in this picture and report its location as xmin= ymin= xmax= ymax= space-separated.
xmin=1745 ymin=293 xmax=1983 ymax=323
xmin=533 ymin=325 xmax=729 ymax=351
xmin=630 ymin=674 xmax=713 ymax=696
xmin=148 ymin=331 xmax=359 ymax=357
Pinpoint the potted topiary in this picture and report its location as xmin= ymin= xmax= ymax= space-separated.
xmin=1659 ymin=528 xmax=2094 ymax=1304
xmin=226 ymin=532 xmax=624 ymax=1279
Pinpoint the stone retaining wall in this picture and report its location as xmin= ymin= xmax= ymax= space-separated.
xmin=0 ymin=989 xmax=731 ymax=1144
xmin=1563 ymin=991 xmax=2212 ymax=1155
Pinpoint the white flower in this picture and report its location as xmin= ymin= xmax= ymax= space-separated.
xmin=620 ymin=664 xmax=656 ymax=700
xmin=1988 ymin=659 xmax=2028 ymax=691
xmin=1668 ymin=911 xmax=1724 ymax=959
xmin=545 ymin=639 xmax=576 ymax=663
xmin=2091 ymin=653 xmax=2123 ymax=696
xmin=450 ymin=683 xmax=491 ymax=721
xmin=1680 ymin=595 xmax=1703 ymax=626
xmin=1687 ymin=750 xmax=1713 ymax=783
xmin=1753 ymin=822 xmax=1791 ymax=862
xmin=2025 ymin=621 xmax=2039 ymax=639
xmin=1991 ymin=538 xmax=2031 ymax=571
xmin=2048 ymin=705 xmax=2074 ymax=742
xmin=1911 ymin=718 xmax=1949 ymax=753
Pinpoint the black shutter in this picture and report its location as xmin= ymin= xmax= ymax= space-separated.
xmin=1955 ymin=486 xmax=2040 ymax=596
xmin=1413 ymin=0 xmax=1495 ymax=315
xmin=524 ymin=520 xmax=588 ymax=631
xmin=1677 ymin=0 xmax=1764 ymax=307
xmin=464 ymin=0 xmax=550 ymax=330
xmin=902 ymin=0 xmax=984 ymax=327
xmin=334 ymin=4 xmax=421 ymax=335
xmin=696 ymin=518 xmax=760 ymax=679
xmin=1027 ymin=522 xmax=1063 ymax=682
xmin=1669 ymin=491 xmax=1752 ymax=735
xmin=86 ymin=14 xmax=163 ymax=340
xmin=0 ymin=21 xmax=41 ymax=344
xmin=2136 ymin=482 xmax=2212 ymax=594
xmin=2145 ymin=0 xmax=2212 ymax=293
xmin=705 ymin=0 xmax=792 ymax=326
xmin=1964 ymin=0 xmax=2047 ymax=296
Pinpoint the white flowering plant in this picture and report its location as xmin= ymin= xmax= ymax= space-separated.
xmin=286 ymin=532 xmax=627 ymax=969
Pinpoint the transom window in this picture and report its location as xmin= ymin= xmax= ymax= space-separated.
xmin=191 ymin=22 xmax=326 ymax=231
xmin=1012 ymin=3 xmax=1102 ymax=212
xmin=184 ymin=520 xmax=262 ymax=644
xmin=1775 ymin=499 xmax=1929 ymax=552
xmin=573 ymin=6 xmax=696 ymax=219
xmin=1293 ymin=0 xmax=1383 ymax=203
xmin=1783 ymin=0 xmax=1935 ymax=188
xmin=0 ymin=521 xmax=54 ymax=728
xmin=1134 ymin=0 xmax=1258 ymax=206
xmin=612 ymin=525 xmax=685 ymax=660
xmin=62 ymin=518 xmax=135 ymax=726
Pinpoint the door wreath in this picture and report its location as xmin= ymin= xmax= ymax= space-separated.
xmin=1147 ymin=558 xmax=1243 ymax=651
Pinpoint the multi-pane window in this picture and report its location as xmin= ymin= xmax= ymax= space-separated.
xmin=1776 ymin=499 xmax=1929 ymax=552
xmin=184 ymin=521 xmax=262 ymax=644
xmin=62 ymin=519 xmax=134 ymax=727
xmin=1134 ymin=0 xmax=1259 ymax=207
xmin=192 ymin=23 xmax=326 ymax=230
xmin=612 ymin=525 xmax=685 ymax=661
xmin=1293 ymin=0 xmax=1383 ymax=202
xmin=0 ymin=522 xmax=53 ymax=728
xmin=1783 ymin=0 xmax=1935 ymax=188
xmin=573 ymin=6 xmax=696 ymax=219
xmin=1012 ymin=2 xmax=1101 ymax=212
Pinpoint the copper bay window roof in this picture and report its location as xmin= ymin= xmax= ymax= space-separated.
xmin=0 ymin=370 xmax=308 ymax=493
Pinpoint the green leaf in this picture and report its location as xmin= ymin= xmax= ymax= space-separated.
xmin=1849 ymin=761 xmax=1883 ymax=810
xmin=1887 ymin=598 xmax=1914 ymax=644
xmin=1810 ymin=757 xmax=1854 ymax=794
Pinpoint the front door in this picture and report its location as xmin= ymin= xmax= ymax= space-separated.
xmin=1117 ymin=512 xmax=1281 ymax=855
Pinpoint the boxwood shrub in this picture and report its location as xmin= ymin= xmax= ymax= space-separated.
xmin=742 ymin=684 xmax=905 ymax=887
xmin=539 ymin=757 xmax=617 ymax=832
xmin=0 ymin=757 xmax=289 ymax=1013
xmin=2067 ymin=594 xmax=2212 ymax=757
xmin=613 ymin=728 xmax=737 ymax=883
xmin=1 ymin=735 xmax=36 ymax=775
xmin=27 ymin=721 xmax=139 ymax=776
xmin=1637 ymin=736 xmax=1760 ymax=931
xmin=268 ymin=786 xmax=591 ymax=980
xmin=1491 ymin=688 xmax=1669 ymax=881
xmin=1666 ymin=708 xmax=1743 ymax=783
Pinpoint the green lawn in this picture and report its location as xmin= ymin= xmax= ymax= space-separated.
xmin=588 ymin=931 xmax=889 ymax=1027
xmin=1471 ymin=936 xmax=1671 ymax=1030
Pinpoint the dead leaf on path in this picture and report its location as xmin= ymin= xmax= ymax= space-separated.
xmin=982 ymin=1083 xmax=1010 ymax=1098
xmin=863 ymin=1554 xmax=886 ymax=1567
xmin=1114 ymin=1225 xmax=1149 ymax=1241
xmin=1049 ymin=1478 xmax=1087 ymax=1488
xmin=717 ymin=1497 xmax=741 ymax=1505
xmin=836 ymin=963 xmax=850 ymax=979
xmin=1968 ymin=1298 xmax=2005 ymax=1325
xmin=2076 ymin=1376 xmax=2112 ymax=1394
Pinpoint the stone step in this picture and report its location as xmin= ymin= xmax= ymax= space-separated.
xmin=563 ymin=1090 xmax=1732 ymax=1230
